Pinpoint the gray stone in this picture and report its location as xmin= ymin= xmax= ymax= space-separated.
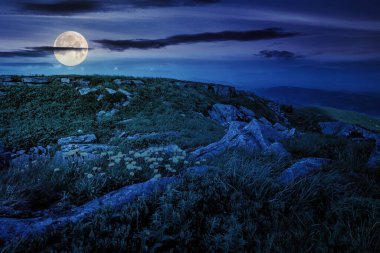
xmin=60 ymin=78 xmax=70 ymax=84
xmin=239 ymin=106 xmax=256 ymax=119
xmin=96 ymin=109 xmax=119 ymax=120
xmin=60 ymin=144 xmax=113 ymax=153
xmin=209 ymin=104 xmax=244 ymax=126
xmin=265 ymin=142 xmax=291 ymax=159
xmin=278 ymin=158 xmax=330 ymax=185
xmin=78 ymin=80 xmax=90 ymax=86
xmin=319 ymin=121 xmax=377 ymax=139
xmin=79 ymin=87 xmax=98 ymax=95
xmin=97 ymin=94 xmax=105 ymax=101
xmin=190 ymin=119 xmax=295 ymax=160
xmin=0 ymin=166 xmax=209 ymax=242
xmin=106 ymin=88 xmax=117 ymax=94
xmin=57 ymin=134 xmax=97 ymax=146
xmin=118 ymin=88 xmax=132 ymax=97
xmin=131 ymin=80 xmax=144 ymax=85
xmin=21 ymin=77 xmax=49 ymax=84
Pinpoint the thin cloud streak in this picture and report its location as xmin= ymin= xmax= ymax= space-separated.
xmin=94 ymin=28 xmax=299 ymax=51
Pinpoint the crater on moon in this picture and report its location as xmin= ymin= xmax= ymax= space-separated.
xmin=54 ymin=31 xmax=88 ymax=66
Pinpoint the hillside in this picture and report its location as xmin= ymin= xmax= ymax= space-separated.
xmin=256 ymin=86 xmax=380 ymax=117
xmin=0 ymin=76 xmax=379 ymax=252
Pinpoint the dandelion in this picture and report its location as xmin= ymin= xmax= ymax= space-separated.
xmin=87 ymin=173 xmax=94 ymax=179
xmin=149 ymin=164 xmax=155 ymax=169
xmin=100 ymin=152 xmax=107 ymax=157
xmin=129 ymin=172 xmax=135 ymax=176
xmin=184 ymin=161 xmax=189 ymax=165
xmin=108 ymin=162 xmax=115 ymax=167
xmin=195 ymin=161 xmax=200 ymax=165
xmin=154 ymin=169 xmax=158 ymax=173
xmin=100 ymin=173 xmax=106 ymax=176
xmin=126 ymin=164 xmax=134 ymax=170
xmin=154 ymin=174 xmax=162 ymax=178
xmin=129 ymin=150 xmax=135 ymax=155
xmin=115 ymin=158 xmax=121 ymax=164
xmin=54 ymin=168 xmax=60 ymax=172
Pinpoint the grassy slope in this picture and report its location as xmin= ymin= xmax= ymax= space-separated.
xmin=0 ymin=76 xmax=379 ymax=252
xmin=287 ymin=105 xmax=380 ymax=132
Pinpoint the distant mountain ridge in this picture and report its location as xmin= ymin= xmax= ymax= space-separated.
xmin=255 ymin=86 xmax=380 ymax=117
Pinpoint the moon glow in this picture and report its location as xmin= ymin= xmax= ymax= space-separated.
xmin=54 ymin=31 xmax=88 ymax=66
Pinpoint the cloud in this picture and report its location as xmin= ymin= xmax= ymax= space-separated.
xmin=0 ymin=46 xmax=89 ymax=58
xmin=94 ymin=28 xmax=299 ymax=51
xmin=18 ymin=0 xmax=221 ymax=14
xmin=0 ymin=62 xmax=54 ymax=67
xmin=20 ymin=0 xmax=103 ymax=15
xmin=256 ymin=50 xmax=304 ymax=60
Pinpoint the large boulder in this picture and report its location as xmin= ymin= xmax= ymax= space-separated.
xmin=190 ymin=119 xmax=295 ymax=160
xmin=208 ymin=104 xmax=256 ymax=126
xmin=60 ymin=78 xmax=70 ymax=84
xmin=78 ymin=87 xmax=98 ymax=95
xmin=57 ymin=134 xmax=97 ymax=146
xmin=278 ymin=158 xmax=330 ymax=185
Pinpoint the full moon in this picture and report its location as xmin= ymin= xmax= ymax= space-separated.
xmin=54 ymin=31 xmax=88 ymax=66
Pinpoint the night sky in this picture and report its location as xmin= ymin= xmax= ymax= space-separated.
xmin=1 ymin=0 xmax=380 ymax=92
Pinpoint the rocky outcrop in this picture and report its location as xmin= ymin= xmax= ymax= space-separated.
xmin=319 ymin=121 xmax=377 ymax=139
xmin=60 ymin=78 xmax=70 ymax=84
xmin=278 ymin=158 xmax=330 ymax=185
xmin=60 ymin=144 xmax=113 ymax=153
xmin=21 ymin=77 xmax=50 ymax=84
xmin=97 ymin=109 xmax=119 ymax=120
xmin=208 ymin=104 xmax=256 ymax=126
xmin=113 ymin=79 xmax=144 ymax=85
xmin=175 ymin=82 xmax=236 ymax=98
xmin=0 ymin=166 xmax=209 ymax=242
xmin=78 ymin=87 xmax=98 ymax=95
xmin=57 ymin=134 xmax=97 ymax=146
xmin=190 ymin=119 xmax=295 ymax=160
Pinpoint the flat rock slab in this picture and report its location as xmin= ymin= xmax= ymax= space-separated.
xmin=278 ymin=158 xmax=331 ymax=186
xmin=0 ymin=166 xmax=209 ymax=242
xmin=58 ymin=134 xmax=97 ymax=146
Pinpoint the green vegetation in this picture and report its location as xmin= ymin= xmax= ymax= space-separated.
xmin=287 ymin=106 xmax=380 ymax=133
xmin=4 ymin=151 xmax=379 ymax=252
xmin=0 ymin=76 xmax=379 ymax=252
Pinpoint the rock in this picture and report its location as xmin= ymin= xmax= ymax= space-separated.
xmin=118 ymin=88 xmax=132 ymax=97
xmin=258 ymin=117 xmax=272 ymax=126
xmin=120 ymin=131 xmax=180 ymax=140
xmin=367 ymin=138 xmax=380 ymax=170
xmin=190 ymin=119 xmax=295 ymax=160
xmin=265 ymin=142 xmax=291 ymax=159
xmin=106 ymin=88 xmax=117 ymax=94
xmin=21 ymin=77 xmax=49 ymax=84
xmin=78 ymin=80 xmax=90 ymax=86
xmin=96 ymin=109 xmax=119 ymax=120
xmin=131 ymin=80 xmax=144 ymax=85
xmin=208 ymin=104 xmax=255 ymax=126
xmin=60 ymin=78 xmax=70 ymax=84
xmin=0 ymin=166 xmax=209 ymax=242
xmin=239 ymin=106 xmax=256 ymax=118
xmin=278 ymin=158 xmax=330 ymax=185
xmin=57 ymin=134 xmax=97 ymax=146
xmin=319 ymin=121 xmax=377 ymax=139
xmin=0 ymin=91 xmax=8 ymax=96
xmin=97 ymin=94 xmax=105 ymax=101
xmin=79 ymin=87 xmax=98 ymax=95
xmin=273 ymin=122 xmax=288 ymax=131
xmin=60 ymin=144 xmax=113 ymax=153
xmin=113 ymin=79 xmax=123 ymax=85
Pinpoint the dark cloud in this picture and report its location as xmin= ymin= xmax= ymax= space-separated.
xmin=0 ymin=62 xmax=54 ymax=67
xmin=0 ymin=46 xmax=89 ymax=58
xmin=256 ymin=50 xmax=304 ymax=60
xmin=94 ymin=28 xmax=299 ymax=51
xmin=20 ymin=0 xmax=103 ymax=15
xmin=18 ymin=0 xmax=221 ymax=14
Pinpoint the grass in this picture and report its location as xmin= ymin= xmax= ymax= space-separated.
xmin=287 ymin=106 xmax=380 ymax=133
xmin=3 ymin=150 xmax=379 ymax=252
xmin=0 ymin=75 xmax=379 ymax=252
